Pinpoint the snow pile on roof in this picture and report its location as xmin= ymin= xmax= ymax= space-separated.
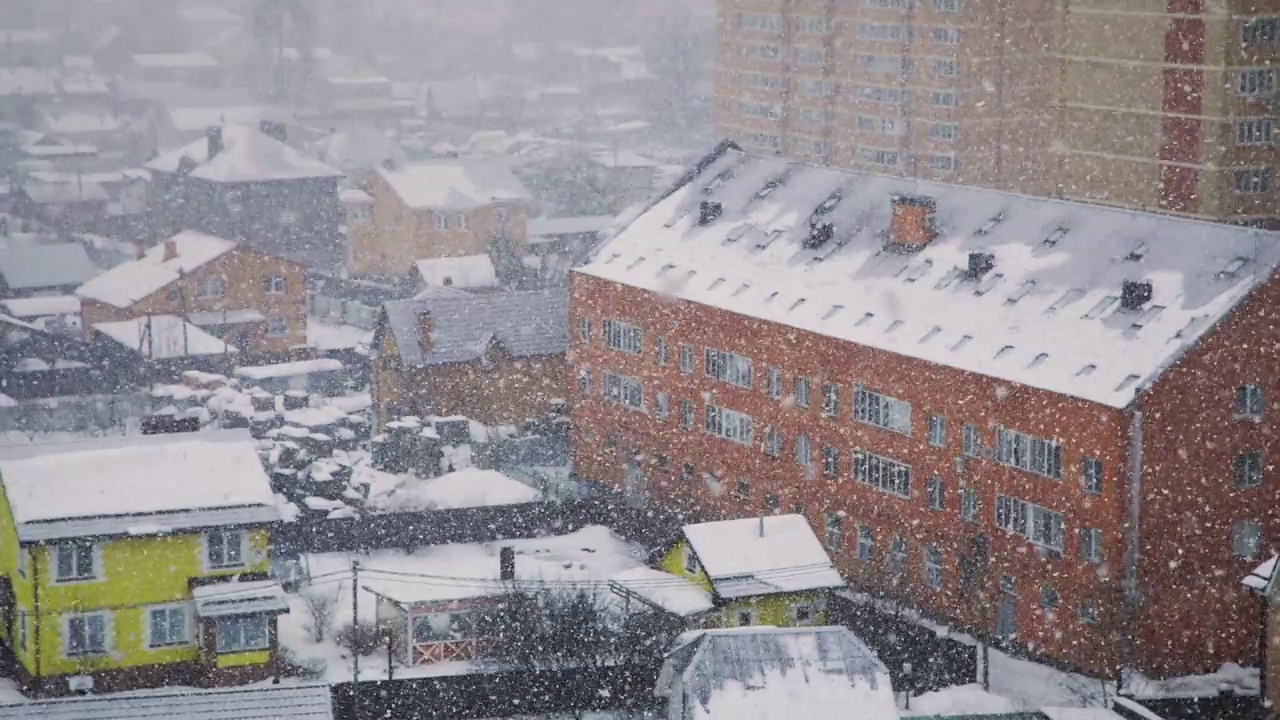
xmin=0 ymin=244 xmax=99 ymax=290
xmin=234 ymin=358 xmax=343 ymax=380
xmin=1123 ymin=662 xmax=1259 ymax=699
xmin=608 ymin=566 xmax=713 ymax=617
xmin=76 ymin=231 xmax=235 ymax=308
xmin=0 ymin=296 xmax=80 ymax=318
xmin=528 ymin=215 xmax=615 ymax=238
xmin=583 ymin=146 xmax=1280 ymax=409
xmin=368 ymin=468 xmax=541 ymax=513
xmin=339 ymin=187 xmax=374 ymax=204
xmin=147 ymin=125 xmax=342 ymax=183
xmin=283 ymin=406 xmax=349 ymax=428
xmin=377 ymin=158 xmax=531 ymax=209
xmin=902 ymin=684 xmax=1016 ymax=717
xmin=656 ymin=626 xmax=896 ymax=720
xmin=414 ymin=254 xmax=498 ymax=289
xmin=94 ymin=315 xmax=235 ymax=358
xmin=683 ymin=514 xmax=845 ymax=599
xmin=1243 ymin=554 xmax=1276 ymax=591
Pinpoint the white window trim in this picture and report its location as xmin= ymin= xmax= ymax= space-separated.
xmin=266 ymin=275 xmax=287 ymax=295
xmin=198 ymin=277 xmax=224 ymax=299
xmin=203 ymin=529 xmax=250 ymax=572
xmin=790 ymin=602 xmax=816 ymax=626
xmin=266 ymin=317 xmax=290 ymax=337
xmin=215 ymin=614 xmax=271 ymax=654
xmin=62 ymin=611 xmax=112 ymax=658
xmin=145 ymin=602 xmax=194 ymax=649
xmin=729 ymin=607 xmax=756 ymax=627
xmin=52 ymin=541 xmax=104 ymax=585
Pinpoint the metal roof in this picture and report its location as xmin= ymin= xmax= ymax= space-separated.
xmin=1 ymin=683 xmax=333 ymax=720
xmin=193 ymin=579 xmax=289 ymax=617
xmin=18 ymin=505 xmax=279 ymax=544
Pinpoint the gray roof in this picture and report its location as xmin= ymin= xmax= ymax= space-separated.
xmin=0 ymin=244 xmax=99 ymax=290
xmin=381 ymin=288 xmax=568 ymax=367
xmin=17 ymin=505 xmax=280 ymax=544
xmin=1 ymin=684 xmax=333 ymax=720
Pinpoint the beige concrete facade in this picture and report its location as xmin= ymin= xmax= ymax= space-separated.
xmin=716 ymin=0 xmax=1280 ymax=225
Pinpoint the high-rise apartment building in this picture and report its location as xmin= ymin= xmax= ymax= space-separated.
xmin=717 ymin=0 xmax=1280 ymax=225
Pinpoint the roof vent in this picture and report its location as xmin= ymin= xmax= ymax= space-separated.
xmin=1120 ymin=280 xmax=1153 ymax=311
xmin=889 ymin=194 xmax=938 ymax=250
xmin=966 ymin=252 xmax=995 ymax=279
xmin=805 ymin=222 xmax=834 ymax=249
xmin=698 ymin=200 xmax=723 ymax=226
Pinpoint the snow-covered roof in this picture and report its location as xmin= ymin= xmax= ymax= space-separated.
xmin=682 ymin=515 xmax=845 ymax=599
xmin=0 ymin=438 xmax=276 ymax=542
xmin=187 ymin=308 xmax=265 ymax=326
xmin=339 ymin=187 xmax=374 ymax=204
xmin=368 ymin=468 xmax=541 ymax=513
xmin=377 ymin=159 xmax=531 ymax=210
xmin=233 ymin=358 xmax=343 ymax=380
xmin=0 ymin=684 xmax=333 ymax=720
xmin=20 ymin=181 xmax=110 ymax=204
xmin=77 ymin=231 xmax=236 ymax=308
xmin=582 ymin=146 xmax=1280 ymax=409
xmin=0 ymin=243 xmax=99 ymax=290
xmin=0 ymin=68 xmax=56 ymax=97
xmin=903 ymin=684 xmax=1017 ymax=717
xmin=1243 ymin=555 xmax=1277 ymax=592
xmin=57 ymin=77 xmax=111 ymax=95
xmin=40 ymin=111 xmax=126 ymax=135
xmin=608 ymin=566 xmax=714 ymax=617
xmin=133 ymin=52 xmax=219 ymax=69
xmin=0 ymin=295 xmax=80 ymax=318
xmin=93 ymin=315 xmax=236 ymax=358
xmin=528 ymin=215 xmax=615 ymax=238
xmin=414 ymin=254 xmax=498 ymax=289
xmin=192 ymin=579 xmax=289 ymax=617
xmin=147 ymin=125 xmax=342 ymax=183
xmin=590 ymin=149 xmax=660 ymax=169
xmin=654 ymin=626 xmax=896 ymax=720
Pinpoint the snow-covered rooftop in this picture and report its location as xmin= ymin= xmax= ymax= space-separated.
xmin=233 ymin=358 xmax=343 ymax=380
xmin=377 ymin=159 xmax=531 ymax=210
xmin=580 ymin=146 xmax=1280 ymax=409
xmin=368 ymin=468 xmax=541 ymax=513
xmin=528 ymin=214 xmax=615 ymax=238
xmin=133 ymin=52 xmax=219 ymax=68
xmin=77 ymin=231 xmax=236 ymax=308
xmin=608 ymin=566 xmax=714 ymax=617
xmin=0 ymin=295 xmax=79 ymax=318
xmin=683 ymin=514 xmax=845 ymax=599
xmin=147 ymin=125 xmax=342 ymax=183
xmin=93 ymin=315 xmax=236 ymax=359
xmin=0 ymin=684 xmax=333 ymax=720
xmin=0 ymin=68 xmax=57 ymax=97
xmin=414 ymin=254 xmax=498 ymax=289
xmin=380 ymin=288 xmax=568 ymax=367
xmin=0 ymin=438 xmax=276 ymax=542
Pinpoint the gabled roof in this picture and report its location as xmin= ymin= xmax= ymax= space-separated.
xmin=0 ymin=437 xmax=276 ymax=542
xmin=682 ymin=514 xmax=845 ymax=599
xmin=414 ymin=254 xmax=498 ymax=289
xmin=0 ymin=243 xmax=99 ymax=290
xmin=377 ymin=158 xmax=531 ymax=209
xmin=76 ymin=231 xmax=235 ymax=308
xmin=380 ymin=287 xmax=568 ymax=367
xmin=580 ymin=146 xmax=1280 ymax=409
xmin=93 ymin=315 xmax=236 ymax=359
xmin=654 ymin=626 xmax=895 ymax=720
xmin=146 ymin=125 xmax=343 ymax=183
xmin=0 ymin=683 xmax=332 ymax=720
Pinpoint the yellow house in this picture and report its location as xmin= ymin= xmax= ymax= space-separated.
xmin=658 ymin=514 xmax=846 ymax=628
xmin=0 ymin=434 xmax=286 ymax=697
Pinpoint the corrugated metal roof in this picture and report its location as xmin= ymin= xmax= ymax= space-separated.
xmin=1 ymin=683 xmax=333 ymax=720
xmin=382 ymin=287 xmax=568 ymax=368
xmin=17 ymin=505 xmax=279 ymax=543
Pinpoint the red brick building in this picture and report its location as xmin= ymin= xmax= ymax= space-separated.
xmin=568 ymin=143 xmax=1280 ymax=678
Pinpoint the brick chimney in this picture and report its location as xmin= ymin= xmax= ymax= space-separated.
xmin=163 ymin=239 xmax=178 ymax=261
xmin=889 ymin=194 xmax=938 ymax=249
xmin=206 ymin=126 xmax=223 ymax=159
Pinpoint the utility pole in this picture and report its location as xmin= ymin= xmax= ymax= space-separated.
xmin=351 ymin=559 xmax=360 ymax=718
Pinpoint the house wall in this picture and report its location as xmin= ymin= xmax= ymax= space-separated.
xmin=1269 ymin=595 xmax=1280 ymax=712
xmin=569 ymin=271 xmax=1131 ymax=675
xmin=79 ymin=245 xmax=308 ymax=356
xmin=346 ymin=173 xmax=529 ymax=279
xmin=657 ymin=542 xmax=828 ymax=627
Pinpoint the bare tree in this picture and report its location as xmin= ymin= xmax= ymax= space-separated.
xmin=302 ymin=587 xmax=336 ymax=643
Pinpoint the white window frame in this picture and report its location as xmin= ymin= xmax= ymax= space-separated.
xmin=198 ymin=276 xmax=224 ymax=299
xmin=960 ymin=486 xmax=980 ymax=523
xmin=1238 ymin=68 xmax=1276 ymax=97
xmin=767 ymin=367 xmax=782 ymax=399
xmin=680 ymin=399 xmax=694 ymax=429
xmin=53 ymin=541 xmax=100 ymax=583
xmin=578 ymin=318 xmax=591 ymax=342
xmin=823 ymin=513 xmax=842 ymax=551
xmin=854 ymin=386 xmax=912 ymax=435
xmin=731 ymin=608 xmax=756 ymax=627
xmin=889 ymin=536 xmax=908 ymax=575
xmin=852 ymin=450 xmax=912 ymax=498
xmin=996 ymin=426 xmax=1063 ymax=479
xmin=266 ymin=317 xmax=289 ymax=337
xmin=927 ymin=476 xmax=945 ymax=510
xmin=146 ymin=603 xmax=193 ymax=649
xmin=1081 ymin=457 xmax=1103 ymax=494
xmin=455 ymin=213 xmax=468 ymax=231
xmin=822 ymin=383 xmax=839 ymax=416
xmin=266 ymin=275 xmax=286 ymax=294
xmin=795 ymin=376 xmax=810 ymax=407
xmin=962 ymin=423 xmax=982 ymax=457
xmin=1234 ymin=518 xmax=1263 ymax=559
xmin=578 ymin=368 xmax=591 ymax=394
xmin=706 ymin=404 xmax=753 ymax=445
xmin=656 ymin=337 xmax=668 ymax=366
xmin=215 ymin=614 xmax=270 ymax=654
xmin=928 ymin=416 xmax=947 ymax=447
xmin=603 ymin=372 xmax=644 ymax=410
xmin=1237 ymin=383 xmax=1265 ymax=419
xmin=822 ymin=445 xmax=839 ymax=477
xmin=764 ymin=427 xmax=782 ymax=457
xmin=63 ymin=611 xmax=110 ymax=658
xmin=436 ymin=213 xmax=451 ymax=231
xmin=603 ymin=319 xmax=643 ymax=354
xmin=655 ymin=392 xmax=670 ymax=421
xmin=794 ymin=433 xmax=812 ymax=467
xmin=705 ymin=347 xmax=752 ymax=388
xmin=923 ymin=545 xmax=943 ymax=589
xmin=204 ymin=529 xmax=249 ymax=571
xmin=791 ymin=603 xmax=816 ymax=626
xmin=1079 ymin=528 xmax=1103 ymax=563
xmin=857 ymin=524 xmax=874 ymax=561
xmin=679 ymin=344 xmax=694 ymax=373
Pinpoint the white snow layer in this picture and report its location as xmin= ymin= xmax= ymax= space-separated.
xmin=368 ymin=468 xmax=542 ymax=513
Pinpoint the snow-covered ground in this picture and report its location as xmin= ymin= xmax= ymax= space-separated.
xmin=307 ymin=318 xmax=372 ymax=352
xmin=367 ymin=467 xmax=543 ymax=513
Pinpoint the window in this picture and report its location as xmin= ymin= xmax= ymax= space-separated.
xmin=265 ymin=275 xmax=286 ymax=294
xmin=855 ymin=23 xmax=909 ymax=41
xmin=927 ymin=476 xmax=945 ymax=510
xmin=1238 ymin=68 xmax=1276 ymax=97
xmin=930 ymin=90 xmax=960 ymax=107
xmin=799 ymin=109 xmax=831 ymax=127
xmin=1235 ymin=451 xmax=1265 ymax=489
xmin=822 ymin=446 xmax=839 ymax=477
xmin=932 ymin=58 xmax=958 ymax=77
xmin=1081 ymin=457 xmax=1103 ymax=494
xmin=603 ymin=372 xmax=644 ymax=409
xmin=680 ymin=400 xmax=694 ymax=429
xmin=737 ymin=101 xmax=783 ymax=121
xmin=763 ymin=493 xmax=781 ymax=514
xmin=1242 ymin=17 xmax=1280 ymax=47
xmin=930 ymin=26 xmax=960 ymax=44
xmin=854 ymin=387 xmax=912 ymax=435
xmin=1234 ymin=519 xmax=1264 ymax=559
xmin=198 ymin=276 xmax=224 ymax=298
xmin=857 ymin=146 xmax=901 ymax=167
xmin=1079 ymin=528 xmax=1103 ymax=563
xmin=798 ymin=79 xmax=838 ymax=98
xmin=55 ymin=541 xmax=96 ymax=582
xmin=934 ymin=0 xmax=961 ymax=11
xmin=1000 ymin=575 xmax=1017 ymax=595
xmin=735 ymin=609 xmax=755 ymax=627
xmin=764 ymin=427 xmax=782 ymax=457
xmin=857 ymin=115 xmax=905 ymax=136
xmin=603 ymin=320 xmax=642 ymax=354
xmin=1078 ymin=601 xmax=1099 ymax=625
xmin=822 ymin=383 xmax=839 ymax=416
xmin=1234 ymin=168 xmax=1274 ymax=194
xmin=923 ymin=545 xmax=943 ymax=589
xmin=794 ymin=433 xmax=812 ymax=467
xmin=738 ymin=12 xmax=784 ymax=31
xmin=823 ymin=513 xmax=842 ymax=550
xmin=795 ymin=377 xmax=810 ymax=407
xmin=65 ymin=613 xmax=108 ymax=657
xmin=578 ymin=369 xmax=591 ymax=394
xmin=856 ymin=85 xmax=909 ymax=106
xmin=996 ymin=427 xmax=1063 ymax=479
xmin=737 ymin=72 xmax=786 ymax=91
xmin=767 ymin=368 xmax=782 ymax=399
xmin=679 ymin=344 xmax=694 ymax=372
xmin=655 ymin=392 xmax=669 ymax=421
xmin=1237 ymin=384 xmax=1264 ymax=418
xmin=148 ymin=605 xmax=190 ymax=648
xmin=578 ymin=318 xmax=591 ymax=342
xmin=962 ymin=424 xmax=982 ymax=457
xmin=857 ymin=524 xmax=875 ymax=561
xmin=929 ymin=122 xmax=959 ymax=141
xmin=16 ymin=611 xmax=26 ymax=652
xmin=705 ymin=348 xmax=752 ymax=388
xmin=853 ymin=450 xmax=912 ymax=498
xmin=266 ymin=317 xmax=289 ymax=337
xmin=216 ymin=615 xmax=269 ymax=653
xmin=706 ymin=404 xmax=754 ymax=445
xmin=960 ymin=487 xmax=979 ymax=523
xmin=683 ymin=545 xmax=700 ymax=574
xmin=927 ymin=154 xmax=957 ymax=172
xmin=206 ymin=529 xmax=246 ymax=569
xmin=795 ymin=46 xmax=828 ymax=66
xmin=794 ymin=15 xmax=832 ymax=34
xmin=1040 ymin=586 xmax=1060 ymax=610
xmin=1237 ymin=118 xmax=1275 ymax=145
xmin=681 ymin=464 xmax=694 ymax=483
xmin=740 ymin=43 xmax=782 ymax=60
xmin=656 ymin=337 xmax=668 ymax=366
xmin=436 ymin=213 xmax=451 ymax=230
xmin=928 ymin=416 xmax=947 ymax=447
xmin=996 ymin=495 xmax=1065 ymax=551
xmin=167 ymin=287 xmax=181 ymax=303
xmin=735 ymin=479 xmax=751 ymax=500
xmin=792 ymin=604 xmax=815 ymax=625
xmin=455 ymin=213 xmax=468 ymax=230
xmin=889 ymin=536 xmax=908 ymax=575
xmin=17 ymin=547 xmax=26 ymax=578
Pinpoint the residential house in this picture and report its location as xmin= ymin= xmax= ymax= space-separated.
xmin=76 ymin=231 xmax=307 ymax=355
xmin=527 ymin=214 xmax=614 ymax=257
xmin=653 ymin=626 xmax=898 ymax=720
xmin=1 ymin=683 xmax=334 ymax=720
xmin=347 ymin=158 xmax=532 ymax=279
xmin=0 ymin=244 xmax=99 ymax=298
xmin=0 ymin=313 xmax=138 ymax=400
xmin=130 ymin=53 xmax=223 ymax=86
xmin=310 ymin=71 xmax=402 ymax=124
xmin=90 ymin=314 xmax=236 ymax=363
xmin=658 ymin=515 xmax=845 ymax=629
xmin=0 ymin=436 xmax=286 ymax=696
xmin=158 ymin=106 xmax=295 ymax=149
xmin=146 ymin=125 xmax=344 ymax=270
xmin=12 ymin=182 xmax=111 ymax=233
xmin=370 ymin=288 xmax=568 ymax=428
xmin=570 ymin=142 xmax=1280 ymax=676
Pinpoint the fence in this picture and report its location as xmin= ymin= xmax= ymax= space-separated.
xmin=1112 ymin=693 xmax=1265 ymax=720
